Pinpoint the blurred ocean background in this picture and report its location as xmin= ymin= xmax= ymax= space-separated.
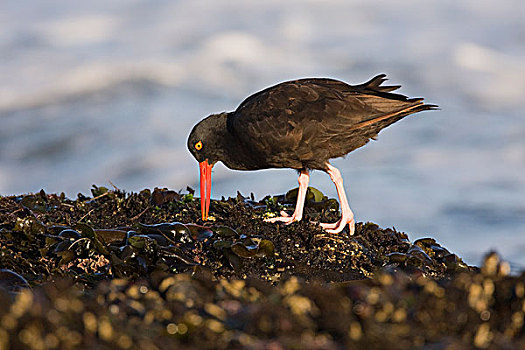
xmin=1 ymin=0 xmax=524 ymax=268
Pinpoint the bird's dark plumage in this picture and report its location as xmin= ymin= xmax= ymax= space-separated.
xmin=188 ymin=74 xmax=437 ymax=171
xmin=187 ymin=74 xmax=437 ymax=233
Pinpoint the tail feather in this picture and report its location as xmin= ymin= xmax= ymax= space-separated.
xmin=356 ymin=74 xmax=401 ymax=93
xmin=348 ymin=101 xmax=438 ymax=131
xmin=355 ymin=75 xmax=440 ymax=109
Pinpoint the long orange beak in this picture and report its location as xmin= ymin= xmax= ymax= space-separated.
xmin=199 ymin=160 xmax=213 ymax=221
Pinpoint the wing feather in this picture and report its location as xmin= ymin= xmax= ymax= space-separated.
xmin=228 ymin=75 xmax=436 ymax=170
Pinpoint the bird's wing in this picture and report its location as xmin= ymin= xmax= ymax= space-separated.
xmin=228 ymin=76 xmax=435 ymax=169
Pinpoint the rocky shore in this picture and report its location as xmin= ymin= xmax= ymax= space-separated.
xmin=0 ymin=187 xmax=523 ymax=349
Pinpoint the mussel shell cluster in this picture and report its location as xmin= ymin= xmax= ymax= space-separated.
xmin=385 ymin=237 xmax=469 ymax=275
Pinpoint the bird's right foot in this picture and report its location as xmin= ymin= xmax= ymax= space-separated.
xmin=319 ymin=216 xmax=355 ymax=235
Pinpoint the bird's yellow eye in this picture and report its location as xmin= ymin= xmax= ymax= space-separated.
xmin=195 ymin=141 xmax=203 ymax=150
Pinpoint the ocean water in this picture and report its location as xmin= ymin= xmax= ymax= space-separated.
xmin=1 ymin=0 xmax=524 ymax=268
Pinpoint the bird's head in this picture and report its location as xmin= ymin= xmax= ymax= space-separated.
xmin=187 ymin=113 xmax=228 ymax=221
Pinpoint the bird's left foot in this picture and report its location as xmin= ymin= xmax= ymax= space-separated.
xmin=265 ymin=211 xmax=301 ymax=224
xmin=319 ymin=216 xmax=355 ymax=235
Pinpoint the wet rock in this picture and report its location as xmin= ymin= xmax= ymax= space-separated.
xmin=151 ymin=187 xmax=181 ymax=206
xmin=14 ymin=216 xmax=46 ymax=235
xmin=0 ymin=269 xmax=30 ymax=294
xmin=386 ymin=252 xmax=407 ymax=264
xmin=19 ymin=195 xmax=48 ymax=213
xmin=59 ymin=229 xmax=81 ymax=240
xmin=94 ymin=229 xmax=127 ymax=245
xmin=406 ymin=244 xmax=433 ymax=265
xmin=212 ymin=225 xmax=238 ymax=238
xmin=139 ymin=222 xmax=193 ymax=244
xmin=0 ymin=188 xmax=522 ymax=349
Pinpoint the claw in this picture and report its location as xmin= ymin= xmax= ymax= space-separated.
xmin=320 ymin=217 xmax=355 ymax=234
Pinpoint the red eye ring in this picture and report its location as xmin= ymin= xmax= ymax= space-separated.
xmin=195 ymin=141 xmax=203 ymax=150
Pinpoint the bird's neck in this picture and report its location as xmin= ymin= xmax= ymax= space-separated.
xmin=211 ymin=113 xmax=264 ymax=170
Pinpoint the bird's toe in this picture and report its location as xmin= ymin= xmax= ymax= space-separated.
xmin=348 ymin=219 xmax=355 ymax=235
xmin=320 ymin=218 xmax=355 ymax=235
xmin=323 ymin=225 xmax=346 ymax=234
xmin=265 ymin=211 xmax=301 ymax=224
xmin=319 ymin=222 xmax=338 ymax=230
xmin=265 ymin=216 xmax=296 ymax=224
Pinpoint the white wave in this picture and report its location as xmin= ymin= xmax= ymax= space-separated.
xmin=0 ymin=61 xmax=186 ymax=111
xmin=41 ymin=14 xmax=120 ymax=47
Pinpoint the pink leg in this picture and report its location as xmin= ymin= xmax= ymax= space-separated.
xmin=265 ymin=170 xmax=309 ymax=224
xmin=319 ymin=164 xmax=355 ymax=235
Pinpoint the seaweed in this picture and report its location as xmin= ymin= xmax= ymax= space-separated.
xmin=0 ymin=187 xmax=523 ymax=349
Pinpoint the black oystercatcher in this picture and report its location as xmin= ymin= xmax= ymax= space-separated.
xmin=187 ymin=74 xmax=437 ymax=234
